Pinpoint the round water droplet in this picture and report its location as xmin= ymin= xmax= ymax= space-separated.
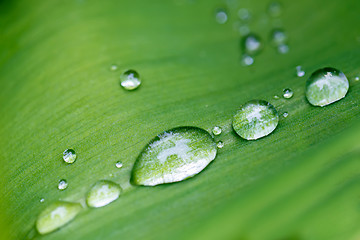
xmin=216 ymin=141 xmax=224 ymax=149
xmin=268 ymin=2 xmax=282 ymax=17
xmin=63 ymin=149 xmax=76 ymax=164
xmin=40 ymin=198 xmax=45 ymax=203
xmin=283 ymin=112 xmax=288 ymax=118
xmin=86 ymin=180 xmax=122 ymax=208
xmin=277 ymin=44 xmax=289 ymax=54
xmin=232 ymin=100 xmax=279 ymax=140
xmin=241 ymin=34 xmax=262 ymax=55
xmin=241 ymin=54 xmax=254 ymax=66
xmin=271 ymin=29 xmax=287 ymax=45
xmin=110 ymin=64 xmax=118 ymax=71
xmin=215 ymin=9 xmax=228 ymax=24
xmin=36 ymin=201 xmax=82 ymax=235
xmin=283 ymin=88 xmax=293 ymax=99
xmin=238 ymin=8 xmax=251 ymax=21
xmin=305 ymin=67 xmax=349 ymax=107
xmin=120 ymin=70 xmax=141 ymax=90
xmin=296 ymin=66 xmax=305 ymax=77
xmin=212 ymin=126 xmax=222 ymax=136
xmin=115 ymin=161 xmax=123 ymax=168
xmin=354 ymin=76 xmax=359 ymax=81
xmin=131 ymin=127 xmax=217 ymax=186
xmin=58 ymin=179 xmax=68 ymax=190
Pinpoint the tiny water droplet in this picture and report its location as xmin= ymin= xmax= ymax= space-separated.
xmin=86 ymin=180 xmax=122 ymax=208
xmin=283 ymin=88 xmax=293 ymax=99
xmin=241 ymin=54 xmax=254 ymax=66
xmin=110 ymin=64 xmax=118 ymax=71
xmin=268 ymin=2 xmax=282 ymax=17
xmin=239 ymin=25 xmax=250 ymax=36
xmin=354 ymin=76 xmax=359 ymax=81
xmin=271 ymin=29 xmax=287 ymax=45
xmin=120 ymin=70 xmax=141 ymax=90
xmin=277 ymin=44 xmax=289 ymax=54
xmin=273 ymin=95 xmax=280 ymax=99
xmin=215 ymin=9 xmax=228 ymax=24
xmin=296 ymin=66 xmax=305 ymax=77
xmin=131 ymin=127 xmax=217 ymax=186
xmin=40 ymin=198 xmax=45 ymax=203
xmin=232 ymin=100 xmax=279 ymax=140
xmin=36 ymin=201 xmax=82 ymax=235
xmin=241 ymin=33 xmax=262 ymax=55
xmin=216 ymin=141 xmax=224 ymax=149
xmin=115 ymin=161 xmax=123 ymax=168
xmin=63 ymin=149 xmax=76 ymax=164
xmin=305 ymin=67 xmax=349 ymax=107
xmin=58 ymin=179 xmax=68 ymax=190
xmin=238 ymin=8 xmax=251 ymax=21
xmin=283 ymin=112 xmax=288 ymax=118
xmin=212 ymin=126 xmax=222 ymax=136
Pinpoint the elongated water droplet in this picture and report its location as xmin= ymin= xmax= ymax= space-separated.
xmin=131 ymin=127 xmax=217 ymax=186
xmin=120 ymin=70 xmax=141 ymax=90
xmin=63 ymin=149 xmax=76 ymax=164
xmin=241 ymin=33 xmax=262 ymax=55
xmin=232 ymin=100 xmax=279 ymax=140
xmin=36 ymin=201 xmax=82 ymax=235
xmin=212 ymin=126 xmax=222 ymax=136
xmin=86 ymin=180 xmax=122 ymax=208
xmin=305 ymin=67 xmax=349 ymax=107
xmin=58 ymin=179 xmax=68 ymax=190
xmin=283 ymin=112 xmax=288 ymax=118
xmin=283 ymin=88 xmax=293 ymax=99
xmin=296 ymin=66 xmax=305 ymax=77
xmin=216 ymin=141 xmax=224 ymax=149
xmin=215 ymin=9 xmax=228 ymax=24
xmin=110 ymin=64 xmax=118 ymax=71
xmin=115 ymin=161 xmax=123 ymax=168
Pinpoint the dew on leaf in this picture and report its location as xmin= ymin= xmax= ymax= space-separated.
xmin=86 ymin=180 xmax=122 ymax=208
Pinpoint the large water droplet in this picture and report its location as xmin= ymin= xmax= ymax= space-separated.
xmin=212 ymin=126 xmax=222 ymax=136
xmin=86 ymin=180 xmax=122 ymax=208
xmin=131 ymin=127 xmax=217 ymax=186
xmin=232 ymin=100 xmax=279 ymax=140
xmin=283 ymin=88 xmax=293 ymax=99
xmin=63 ymin=149 xmax=76 ymax=164
xmin=296 ymin=66 xmax=305 ymax=77
xmin=58 ymin=179 xmax=68 ymax=190
xmin=241 ymin=34 xmax=262 ymax=55
xmin=120 ymin=70 xmax=141 ymax=90
xmin=305 ymin=67 xmax=349 ymax=107
xmin=215 ymin=9 xmax=228 ymax=24
xmin=36 ymin=201 xmax=82 ymax=235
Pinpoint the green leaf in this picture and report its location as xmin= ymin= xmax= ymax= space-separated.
xmin=0 ymin=0 xmax=360 ymax=240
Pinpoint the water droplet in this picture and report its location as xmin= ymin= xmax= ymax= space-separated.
xmin=40 ymin=198 xmax=45 ymax=203
xmin=305 ymin=67 xmax=349 ymax=107
xmin=277 ymin=44 xmax=289 ymax=54
xmin=115 ymin=161 xmax=123 ymax=168
xmin=215 ymin=9 xmax=228 ymax=24
xmin=355 ymin=76 xmax=359 ymax=81
xmin=212 ymin=126 xmax=222 ymax=136
xmin=241 ymin=34 xmax=262 ymax=55
xmin=271 ymin=29 xmax=287 ymax=45
xmin=120 ymin=70 xmax=141 ymax=90
xmin=63 ymin=149 xmax=76 ymax=164
xmin=36 ymin=201 xmax=82 ymax=235
xmin=238 ymin=8 xmax=251 ymax=21
xmin=86 ymin=180 xmax=122 ymax=208
xmin=58 ymin=179 xmax=68 ymax=190
xmin=239 ymin=25 xmax=250 ymax=36
xmin=283 ymin=112 xmax=288 ymax=118
xmin=131 ymin=127 xmax=217 ymax=186
xmin=296 ymin=66 xmax=305 ymax=77
xmin=283 ymin=88 xmax=293 ymax=99
xmin=241 ymin=54 xmax=254 ymax=66
xmin=273 ymin=95 xmax=280 ymax=99
xmin=268 ymin=2 xmax=282 ymax=17
xmin=216 ymin=141 xmax=224 ymax=149
xmin=232 ymin=100 xmax=279 ymax=140
xmin=110 ymin=64 xmax=118 ymax=71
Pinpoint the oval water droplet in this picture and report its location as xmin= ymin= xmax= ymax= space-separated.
xmin=58 ymin=179 xmax=68 ymax=190
xmin=283 ymin=88 xmax=293 ymax=99
xmin=296 ymin=66 xmax=305 ymax=77
xmin=212 ymin=126 xmax=222 ymax=136
xmin=36 ymin=201 xmax=82 ymax=235
xmin=120 ymin=70 xmax=141 ymax=90
xmin=86 ymin=180 xmax=122 ymax=208
xmin=241 ymin=33 xmax=262 ymax=55
xmin=63 ymin=149 xmax=76 ymax=164
xmin=232 ymin=100 xmax=279 ymax=140
xmin=216 ymin=141 xmax=224 ymax=149
xmin=115 ymin=161 xmax=123 ymax=168
xmin=273 ymin=95 xmax=280 ymax=99
xmin=131 ymin=127 xmax=217 ymax=186
xmin=305 ymin=67 xmax=349 ymax=107
xmin=241 ymin=54 xmax=254 ymax=66
xmin=215 ymin=9 xmax=228 ymax=24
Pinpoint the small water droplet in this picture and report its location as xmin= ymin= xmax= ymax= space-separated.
xmin=239 ymin=25 xmax=250 ymax=36
xmin=268 ymin=2 xmax=282 ymax=17
xmin=58 ymin=179 xmax=68 ymax=190
xmin=86 ymin=180 xmax=122 ymax=208
xmin=36 ymin=201 xmax=82 ymax=235
xmin=63 ymin=149 xmax=76 ymax=164
xmin=277 ymin=44 xmax=289 ymax=54
xmin=296 ymin=66 xmax=305 ymax=77
xmin=305 ymin=67 xmax=349 ymax=107
xmin=271 ymin=29 xmax=287 ymax=45
xmin=40 ymin=198 xmax=45 ymax=203
xmin=283 ymin=112 xmax=288 ymax=118
xmin=120 ymin=70 xmax=141 ymax=90
xmin=110 ymin=64 xmax=118 ymax=71
xmin=241 ymin=33 xmax=262 ymax=55
xmin=241 ymin=54 xmax=254 ymax=66
xmin=215 ymin=9 xmax=228 ymax=24
xmin=212 ymin=126 xmax=222 ymax=136
xmin=238 ymin=8 xmax=251 ymax=21
xmin=354 ymin=76 xmax=359 ymax=81
xmin=131 ymin=127 xmax=217 ymax=186
xmin=283 ymin=88 xmax=293 ymax=99
xmin=273 ymin=95 xmax=280 ymax=99
xmin=115 ymin=161 xmax=123 ymax=168
xmin=232 ymin=100 xmax=279 ymax=140
xmin=216 ymin=141 xmax=224 ymax=149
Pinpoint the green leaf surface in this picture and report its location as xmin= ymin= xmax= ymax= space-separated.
xmin=0 ymin=0 xmax=360 ymax=239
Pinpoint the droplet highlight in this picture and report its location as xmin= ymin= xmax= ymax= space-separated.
xmin=212 ymin=126 xmax=222 ymax=136
xmin=283 ymin=88 xmax=293 ymax=99
xmin=305 ymin=67 xmax=349 ymax=107
xmin=58 ymin=179 xmax=68 ymax=190
xmin=120 ymin=70 xmax=141 ymax=90
xmin=131 ymin=126 xmax=217 ymax=186
xmin=63 ymin=149 xmax=76 ymax=164
xmin=232 ymin=100 xmax=279 ymax=140
xmin=86 ymin=180 xmax=122 ymax=208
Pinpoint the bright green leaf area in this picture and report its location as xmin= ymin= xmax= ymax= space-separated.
xmin=0 ymin=0 xmax=360 ymax=239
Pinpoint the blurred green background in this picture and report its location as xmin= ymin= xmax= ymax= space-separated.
xmin=0 ymin=0 xmax=359 ymax=239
